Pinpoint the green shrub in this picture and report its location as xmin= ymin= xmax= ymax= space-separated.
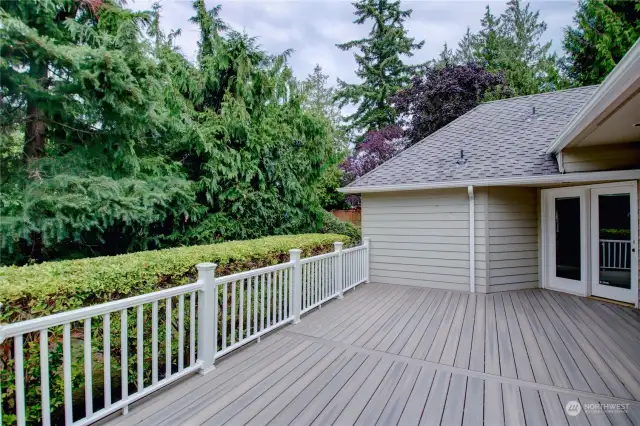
xmin=0 ymin=234 xmax=348 ymax=425
xmin=0 ymin=233 xmax=347 ymax=323
xmin=321 ymin=211 xmax=362 ymax=245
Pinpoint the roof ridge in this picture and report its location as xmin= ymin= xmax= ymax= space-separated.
xmin=346 ymin=103 xmax=484 ymax=188
xmin=479 ymin=84 xmax=600 ymax=106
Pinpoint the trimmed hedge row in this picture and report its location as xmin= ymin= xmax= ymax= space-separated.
xmin=0 ymin=233 xmax=348 ymax=324
xmin=0 ymin=234 xmax=348 ymax=425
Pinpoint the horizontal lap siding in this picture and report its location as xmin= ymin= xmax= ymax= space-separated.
xmin=487 ymin=187 xmax=539 ymax=292
xmin=362 ymin=189 xmax=476 ymax=292
xmin=561 ymin=143 xmax=640 ymax=173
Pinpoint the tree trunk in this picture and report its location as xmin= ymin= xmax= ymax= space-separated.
xmin=23 ymin=61 xmax=47 ymax=163
xmin=23 ymin=60 xmax=48 ymax=262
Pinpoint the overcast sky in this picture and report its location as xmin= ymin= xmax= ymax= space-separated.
xmin=131 ymin=0 xmax=578 ymax=86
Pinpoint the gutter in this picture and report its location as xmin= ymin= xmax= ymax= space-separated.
xmin=338 ymin=169 xmax=640 ymax=194
xmin=468 ymin=186 xmax=475 ymax=293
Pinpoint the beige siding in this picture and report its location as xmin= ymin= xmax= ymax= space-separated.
xmin=362 ymin=189 xmax=479 ymax=292
xmin=487 ymin=187 xmax=539 ymax=292
xmin=561 ymin=143 xmax=640 ymax=173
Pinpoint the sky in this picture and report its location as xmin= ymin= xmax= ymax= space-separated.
xmin=131 ymin=0 xmax=578 ymax=86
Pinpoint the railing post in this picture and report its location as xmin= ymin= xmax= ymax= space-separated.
xmin=363 ymin=237 xmax=370 ymax=283
xmin=197 ymin=262 xmax=217 ymax=375
xmin=289 ymin=249 xmax=302 ymax=324
xmin=334 ymin=242 xmax=344 ymax=299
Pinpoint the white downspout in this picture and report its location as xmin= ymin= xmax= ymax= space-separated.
xmin=468 ymin=186 xmax=475 ymax=293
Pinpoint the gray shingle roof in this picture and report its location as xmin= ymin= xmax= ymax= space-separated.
xmin=346 ymin=85 xmax=599 ymax=189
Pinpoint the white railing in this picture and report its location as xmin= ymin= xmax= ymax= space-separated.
xmin=600 ymin=239 xmax=631 ymax=270
xmin=0 ymin=238 xmax=369 ymax=426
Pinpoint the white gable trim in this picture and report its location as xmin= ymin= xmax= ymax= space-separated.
xmin=546 ymin=38 xmax=640 ymax=154
xmin=339 ymin=169 xmax=640 ymax=194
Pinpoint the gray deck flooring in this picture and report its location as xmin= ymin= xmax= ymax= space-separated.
xmin=107 ymin=283 xmax=640 ymax=426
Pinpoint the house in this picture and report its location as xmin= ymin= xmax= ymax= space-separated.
xmin=340 ymin=39 xmax=640 ymax=307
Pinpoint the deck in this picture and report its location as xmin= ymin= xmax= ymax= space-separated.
xmin=106 ymin=283 xmax=640 ymax=426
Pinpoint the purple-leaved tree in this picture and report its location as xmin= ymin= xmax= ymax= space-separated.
xmin=340 ymin=125 xmax=406 ymax=206
xmin=391 ymin=64 xmax=511 ymax=145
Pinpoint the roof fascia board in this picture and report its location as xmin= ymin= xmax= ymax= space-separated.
xmin=339 ymin=170 xmax=640 ymax=194
xmin=546 ymin=39 xmax=640 ymax=155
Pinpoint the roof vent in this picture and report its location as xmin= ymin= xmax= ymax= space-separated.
xmin=526 ymin=105 xmax=540 ymax=122
xmin=456 ymin=149 xmax=467 ymax=166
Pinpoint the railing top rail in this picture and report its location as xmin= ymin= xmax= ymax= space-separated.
xmin=343 ymin=245 xmax=366 ymax=254
xmin=300 ymin=251 xmax=338 ymax=264
xmin=214 ymin=261 xmax=293 ymax=285
xmin=0 ymin=281 xmax=201 ymax=341
xmin=600 ymin=239 xmax=631 ymax=243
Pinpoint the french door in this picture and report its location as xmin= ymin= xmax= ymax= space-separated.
xmin=545 ymin=187 xmax=588 ymax=296
xmin=544 ymin=182 xmax=638 ymax=304
xmin=590 ymin=185 xmax=638 ymax=303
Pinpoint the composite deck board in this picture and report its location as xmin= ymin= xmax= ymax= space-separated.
xmin=453 ymin=293 xmax=476 ymax=369
xmin=524 ymin=291 xmax=592 ymax=392
xmin=375 ymin=363 xmax=421 ymax=426
xmin=364 ymin=289 xmax=430 ymax=350
xmin=468 ymin=293 xmax=486 ymax=373
xmin=105 ymin=283 xmax=640 ymax=426
xmin=509 ymin=291 xmax=553 ymax=385
xmin=384 ymin=289 xmax=440 ymax=354
xmin=542 ymin=290 xmax=638 ymax=399
xmin=501 ymin=292 xmax=535 ymax=381
xmin=438 ymin=292 xmax=468 ymax=366
xmin=530 ymin=290 xmax=612 ymax=397
xmin=516 ymin=291 xmax=573 ymax=389
xmin=494 ymin=294 xmax=518 ymax=379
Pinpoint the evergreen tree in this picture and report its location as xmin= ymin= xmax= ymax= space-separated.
xmin=0 ymin=0 xmax=195 ymax=262
xmin=473 ymin=5 xmax=503 ymax=69
xmin=0 ymin=1 xmax=336 ymax=264
xmin=455 ymin=27 xmax=477 ymax=64
xmin=563 ymin=0 xmax=640 ymax=85
xmin=472 ymin=1 xmax=566 ymax=95
xmin=335 ymin=0 xmax=425 ymax=134
xmin=302 ymin=65 xmax=348 ymax=210
xmin=435 ymin=42 xmax=454 ymax=68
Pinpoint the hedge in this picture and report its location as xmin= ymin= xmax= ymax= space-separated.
xmin=0 ymin=233 xmax=348 ymax=324
xmin=0 ymin=234 xmax=348 ymax=424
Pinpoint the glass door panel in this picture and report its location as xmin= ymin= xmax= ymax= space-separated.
xmin=545 ymin=188 xmax=586 ymax=296
xmin=555 ymin=197 xmax=582 ymax=281
xmin=591 ymin=187 xmax=636 ymax=303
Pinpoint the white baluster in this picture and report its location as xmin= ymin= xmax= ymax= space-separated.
xmin=103 ymin=313 xmax=111 ymax=409
xmin=190 ymin=292 xmax=196 ymax=366
xmin=260 ymin=274 xmax=265 ymax=331
xmin=222 ymin=283 xmax=228 ymax=350
xmin=178 ymin=294 xmax=184 ymax=372
xmin=40 ymin=329 xmax=50 ymax=426
xmin=64 ymin=323 xmax=73 ymax=423
xmin=152 ymin=301 xmax=158 ymax=384
xmin=84 ymin=318 xmax=93 ymax=416
xmin=14 ymin=335 xmax=25 ymax=426
xmin=231 ymin=281 xmax=236 ymax=345
xmin=120 ymin=310 xmax=128 ymax=415
xmin=165 ymin=298 xmax=172 ymax=378
xmin=137 ymin=305 xmax=143 ymax=390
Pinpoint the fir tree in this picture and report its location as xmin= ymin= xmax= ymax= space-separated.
xmin=455 ymin=27 xmax=477 ymax=64
xmin=435 ymin=42 xmax=454 ymax=68
xmin=563 ymin=0 xmax=640 ymax=85
xmin=472 ymin=1 xmax=566 ymax=95
xmin=335 ymin=0 xmax=425 ymax=134
xmin=473 ymin=5 xmax=503 ymax=70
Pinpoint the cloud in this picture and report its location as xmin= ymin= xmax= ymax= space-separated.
xmin=131 ymin=0 xmax=576 ymax=84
